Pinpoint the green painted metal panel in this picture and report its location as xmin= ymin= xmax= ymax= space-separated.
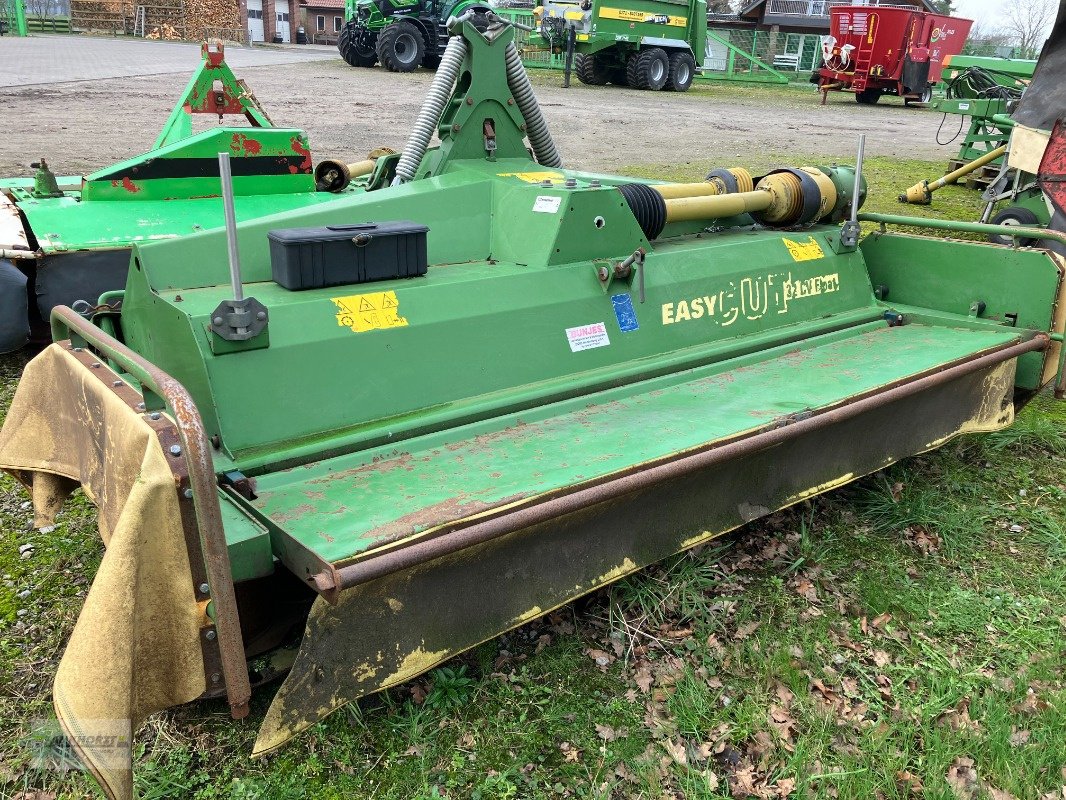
xmin=122 ymin=161 xmax=874 ymax=461
xmin=942 ymin=55 xmax=1037 ymax=81
xmin=861 ymin=232 xmax=1061 ymax=390
xmin=83 ymin=128 xmax=315 ymax=201
xmin=219 ymin=490 xmax=275 ymax=582
xmin=246 ymin=322 xmax=1020 ymax=568
xmin=16 ymin=190 xmax=352 ymax=252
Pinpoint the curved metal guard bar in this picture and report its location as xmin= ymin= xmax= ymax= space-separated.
xmin=49 ymin=305 xmax=251 ymax=719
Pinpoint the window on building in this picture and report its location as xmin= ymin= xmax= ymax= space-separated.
xmin=317 ymin=14 xmax=324 ymax=30
xmin=334 ymin=16 xmax=342 ymax=31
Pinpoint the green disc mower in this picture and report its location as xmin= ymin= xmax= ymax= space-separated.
xmin=337 ymin=0 xmax=489 ymax=71
xmin=4 ymin=11 xmax=1066 ymax=800
xmin=0 ymin=41 xmax=383 ymax=353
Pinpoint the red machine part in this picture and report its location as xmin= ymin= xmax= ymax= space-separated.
xmin=1039 ymin=119 xmax=1066 ymax=219
xmin=817 ymin=5 xmax=973 ymax=104
xmin=187 ymin=41 xmax=248 ymax=117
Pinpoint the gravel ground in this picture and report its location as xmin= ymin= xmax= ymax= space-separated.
xmin=0 ymin=54 xmax=957 ymax=179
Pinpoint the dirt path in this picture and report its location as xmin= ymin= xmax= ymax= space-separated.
xmin=0 ymin=57 xmax=956 ymax=178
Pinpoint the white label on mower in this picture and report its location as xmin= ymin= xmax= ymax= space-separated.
xmin=566 ymin=322 xmax=611 ymax=352
xmin=959 ymin=102 xmax=970 ymax=110
xmin=533 ymin=195 xmax=562 ymax=213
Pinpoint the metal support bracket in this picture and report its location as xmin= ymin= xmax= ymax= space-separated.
xmin=210 ymin=297 xmax=269 ymax=342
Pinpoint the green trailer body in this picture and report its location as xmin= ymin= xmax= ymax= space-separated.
xmin=533 ymin=0 xmax=707 ymax=90
xmin=941 ymin=54 xmax=1037 ymax=81
xmin=0 ymin=42 xmax=372 ymax=353
xmin=3 ymin=14 xmax=1066 ymax=799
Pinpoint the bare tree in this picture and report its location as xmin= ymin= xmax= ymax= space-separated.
xmin=963 ymin=19 xmax=1013 ymax=55
xmin=1000 ymin=0 xmax=1055 ymax=58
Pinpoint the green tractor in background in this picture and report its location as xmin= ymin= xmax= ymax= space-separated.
xmin=337 ymin=0 xmax=490 ymax=71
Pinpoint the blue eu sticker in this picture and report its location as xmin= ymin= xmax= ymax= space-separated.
xmin=611 ymin=293 xmax=639 ymax=332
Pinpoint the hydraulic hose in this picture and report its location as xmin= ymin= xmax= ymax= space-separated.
xmin=393 ymin=35 xmax=468 ymax=184
xmin=504 ymin=41 xmax=562 ymax=168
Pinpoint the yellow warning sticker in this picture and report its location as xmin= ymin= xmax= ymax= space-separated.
xmin=332 ymin=291 xmax=408 ymax=333
xmin=563 ymin=10 xmax=584 ymax=19
xmin=782 ymin=236 xmax=825 ymax=262
xmin=598 ymin=7 xmax=687 ymax=26
xmin=496 ymin=170 xmax=566 ymax=183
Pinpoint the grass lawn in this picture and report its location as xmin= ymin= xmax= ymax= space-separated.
xmin=1 ymin=143 xmax=1063 ymax=800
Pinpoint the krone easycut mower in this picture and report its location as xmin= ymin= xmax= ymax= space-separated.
xmin=4 ymin=12 xmax=1066 ymax=799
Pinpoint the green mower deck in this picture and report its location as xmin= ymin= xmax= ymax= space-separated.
xmin=0 ymin=41 xmax=372 ymax=352
xmin=3 ymin=12 xmax=1066 ymax=799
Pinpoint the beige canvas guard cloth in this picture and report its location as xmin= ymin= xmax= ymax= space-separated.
xmin=0 ymin=344 xmax=206 ymax=800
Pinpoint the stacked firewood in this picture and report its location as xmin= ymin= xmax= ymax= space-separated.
xmin=146 ymin=22 xmax=182 ymax=38
xmin=184 ymin=0 xmax=240 ymax=41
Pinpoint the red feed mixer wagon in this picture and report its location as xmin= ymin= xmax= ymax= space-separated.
xmin=817 ymin=4 xmax=973 ymax=105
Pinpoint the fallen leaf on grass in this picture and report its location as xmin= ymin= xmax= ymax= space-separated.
xmin=663 ymin=739 xmax=688 ymax=765
xmin=595 ymin=723 xmax=618 ymax=742
xmin=457 ymin=732 xmax=475 ymax=749
xmin=768 ymin=704 xmax=796 ymax=744
xmin=793 ymin=578 xmax=819 ymax=602
xmin=734 ymin=621 xmax=761 ymax=640
xmin=586 ymin=648 xmax=615 ymax=670
xmin=1009 ymin=728 xmax=1031 ymax=747
xmin=870 ymin=613 xmax=893 ymax=629
xmin=633 ymin=663 xmax=653 ymax=693
xmin=938 ymin=698 xmax=981 ymax=733
xmin=1014 ymin=689 xmax=1051 ymax=715
xmin=871 ymin=649 xmax=892 ymax=668
xmin=559 ymin=741 xmax=581 ymax=762
xmin=895 ymin=769 xmax=923 ymax=797
xmin=905 ymin=524 xmax=941 ymax=555
xmin=774 ymin=682 xmax=795 ymax=705
xmin=810 ymin=678 xmax=841 ymax=708
xmin=986 ymin=788 xmax=1020 ymax=800
xmin=946 ymin=756 xmax=980 ymax=800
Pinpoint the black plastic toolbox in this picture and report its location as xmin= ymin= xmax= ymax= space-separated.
xmin=268 ymin=221 xmax=429 ymax=290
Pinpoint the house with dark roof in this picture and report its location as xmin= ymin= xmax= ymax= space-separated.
xmin=708 ymin=0 xmax=938 ymax=73
xmin=300 ymin=0 xmax=346 ymax=43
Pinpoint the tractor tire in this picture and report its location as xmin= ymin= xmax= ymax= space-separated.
xmin=989 ymin=206 xmax=1041 ymax=246
xmin=626 ymin=47 xmax=669 ymax=91
xmin=575 ymin=53 xmax=610 ymax=86
xmin=377 ymin=20 xmax=425 ymax=73
xmin=338 ymin=21 xmax=378 ymax=67
xmin=665 ymin=51 xmax=695 ymax=92
xmin=855 ymin=88 xmax=882 ymax=104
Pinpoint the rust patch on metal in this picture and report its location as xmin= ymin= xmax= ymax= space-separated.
xmin=269 ymin=502 xmax=317 ymax=524
xmin=289 ymin=136 xmax=313 ymax=172
xmin=355 ymin=492 xmax=528 ymax=553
